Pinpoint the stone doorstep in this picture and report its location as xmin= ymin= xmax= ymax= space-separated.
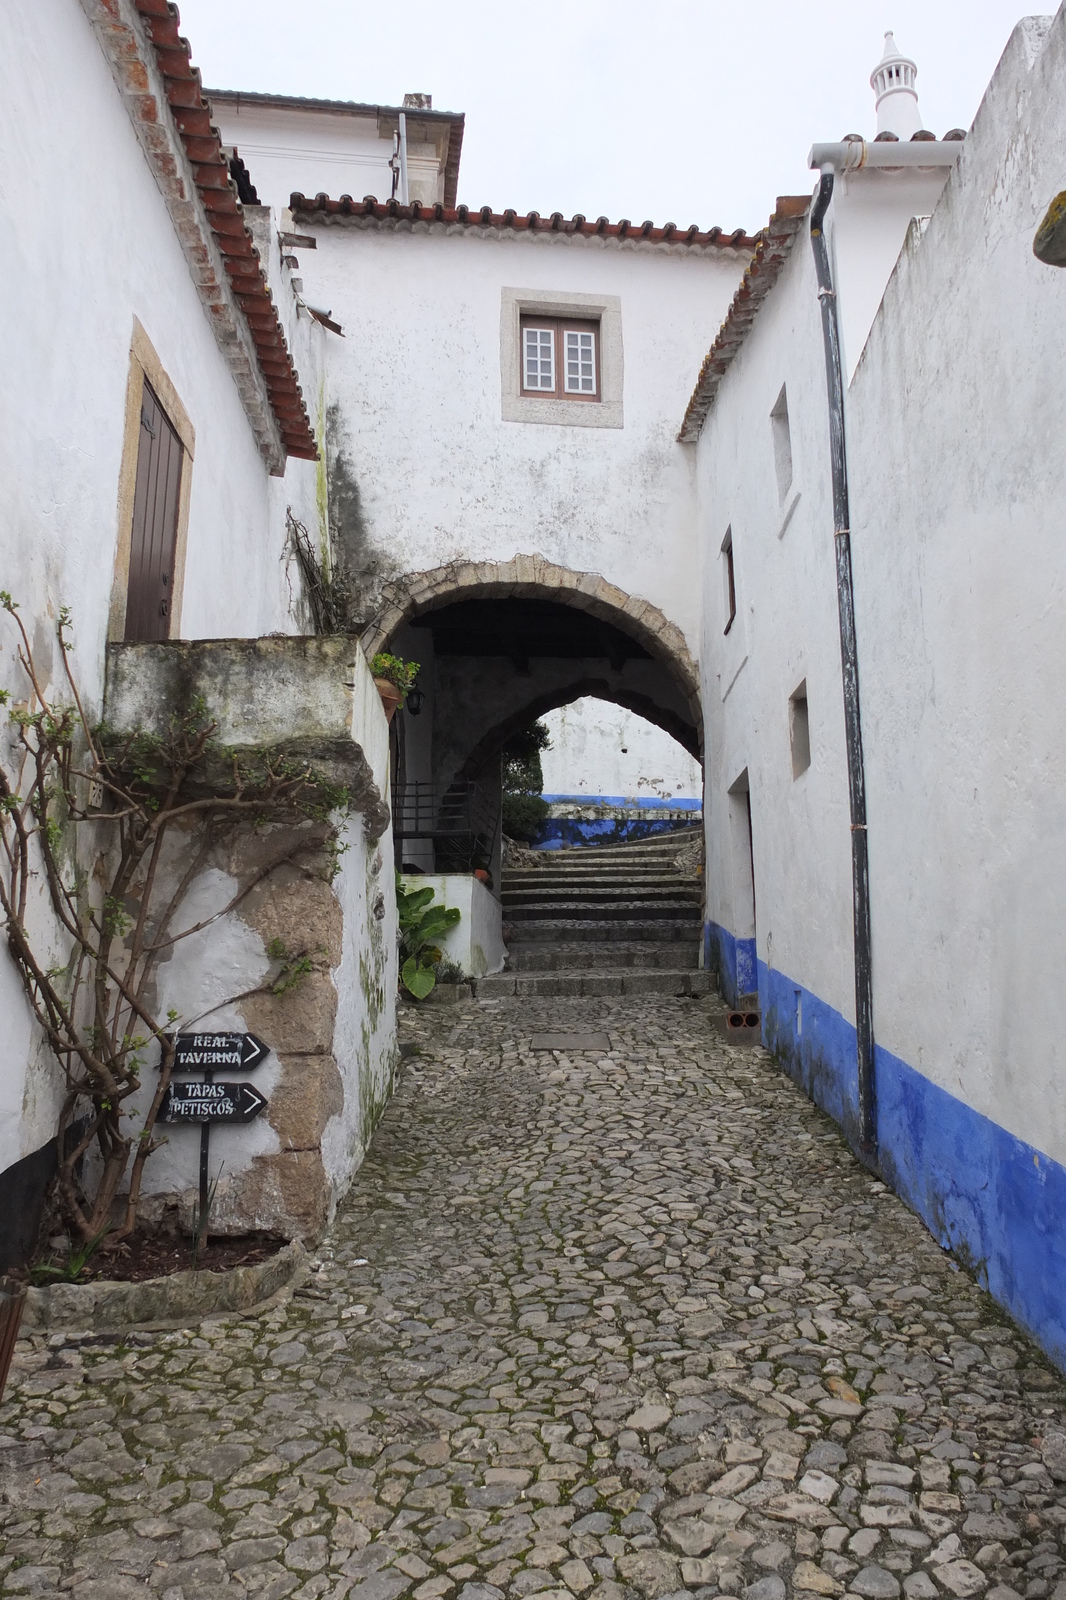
xmin=20 ymin=1240 xmax=308 ymax=1333
xmin=474 ymin=970 xmax=711 ymax=998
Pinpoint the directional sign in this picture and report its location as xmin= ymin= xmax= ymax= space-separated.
xmin=160 ymin=1081 xmax=268 ymax=1124
xmin=171 ymin=1033 xmax=268 ymax=1073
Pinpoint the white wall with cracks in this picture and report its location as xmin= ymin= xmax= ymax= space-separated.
xmin=0 ymin=2 xmax=399 ymax=1246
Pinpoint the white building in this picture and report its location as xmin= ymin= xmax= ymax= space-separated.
xmin=4 ymin=0 xmax=1066 ymax=1380
xmin=690 ymin=13 xmax=1066 ymax=1366
xmin=0 ymin=0 xmax=397 ymax=1258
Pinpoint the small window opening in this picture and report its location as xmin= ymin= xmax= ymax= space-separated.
xmin=520 ymin=316 xmax=599 ymax=399
xmin=789 ymin=680 xmax=811 ymax=778
xmin=771 ymin=384 xmax=793 ymax=502
xmin=722 ymin=527 xmax=737 ymax=635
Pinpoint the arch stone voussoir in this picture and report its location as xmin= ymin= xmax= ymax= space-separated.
xmin=360 ymin=554 xmax=701 ymax=727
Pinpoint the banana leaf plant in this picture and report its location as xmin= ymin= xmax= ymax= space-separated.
xmin=397 ymin=875 xmax=461 ymax=998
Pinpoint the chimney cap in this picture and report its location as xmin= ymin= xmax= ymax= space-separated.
xmin=403 ymin=93 xmax=433 ymax=110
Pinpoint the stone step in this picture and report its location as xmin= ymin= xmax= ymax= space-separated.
xmin=505 ymin=919 xmax=701 ymax=943
xmin=504 ymin=873 xmax=695 ymax=889
xmin=475 ymin=969 xmax=712 ymax=998
xmin=508 ymin=941 xmax=701 ymax=971
xmin=503 ymin=884 xmax=702 ymax=906
xmin=505 ymin=899 xmax=701 ymax=922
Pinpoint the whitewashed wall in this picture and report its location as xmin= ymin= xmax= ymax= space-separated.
xmin=211 ymin=100 xmax=447 ymax=215
xmin=697 ymin=224 xmax=855 ymax=1021
xmin=850 ymin=14 xmax=1066 ymax=1181
xmin=0 ymin=4 xmax=382 ymax=1212
xmin=698 ymin=9 xmax=1066 ymax=1366
xmin=540 ymin=697 xmax=702 ymax=802
xmin=299 ymin=223 xmax=747 ymax=653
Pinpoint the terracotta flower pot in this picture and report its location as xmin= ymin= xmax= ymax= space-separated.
xmin=374 ymin=677 xmax=403 ymax=724
xmin=0 ymin=1277 xmax=27 ymax=1404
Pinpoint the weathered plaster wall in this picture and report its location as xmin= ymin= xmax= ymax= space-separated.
xmin=850 ymin=14 xmax=1066 ymax=1178
xmin=832 ymin=166 xmax=955 ymax=382
xmin=699 ymin=11 xmax=1066 ymax=1364
xmin=297 ymin=225 xmax=748 ymax=652
xmin=540 ymin=698 xmax=702 ymax=803
xmin=696 ymin=226 xmax=855 ymax=1029
xmin=0 ymin=5 xmax=319 ymax=1179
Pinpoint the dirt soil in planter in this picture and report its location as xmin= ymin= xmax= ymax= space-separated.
xmin=34 ymin=1232 xmax=288 ymax=1284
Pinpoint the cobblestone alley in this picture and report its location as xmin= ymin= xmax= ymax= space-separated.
xmin=3 ymin=996 xmax=1066 ymax=1600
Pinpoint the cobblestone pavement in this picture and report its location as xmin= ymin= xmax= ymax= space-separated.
xmin=3 ymin=996 xmax=1066 ymax=1600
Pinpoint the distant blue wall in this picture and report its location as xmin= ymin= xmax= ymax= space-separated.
xmin=729 ymin=937 xmax=1066 ymax=1372
xmin=532 ymin=797 xmax=701 ymax=850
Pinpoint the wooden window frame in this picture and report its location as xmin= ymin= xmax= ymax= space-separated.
xmin=519 ymin=316 xmax=600 ymax=401
xmin=109 ymin=318 xmax=195 ymax=642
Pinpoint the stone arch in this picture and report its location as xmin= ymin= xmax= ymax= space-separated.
xmin=360 ymin=553 xmax=701 ymax=729
xmin=456 ymin=679 xmax=699 ymax=789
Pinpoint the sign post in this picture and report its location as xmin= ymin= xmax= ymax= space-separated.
xmin=161 ymin=1033 xmax=270 ymax=1237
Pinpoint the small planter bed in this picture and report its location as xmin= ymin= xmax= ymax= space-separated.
xmin=59 ymin=1230 xmax=286 ymax=1283
xmin=20 ymin=1235 xmax=305 ymax=1333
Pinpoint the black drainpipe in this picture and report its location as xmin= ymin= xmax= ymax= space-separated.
xmin=810 ymin=170 xmax=877 ymax=1160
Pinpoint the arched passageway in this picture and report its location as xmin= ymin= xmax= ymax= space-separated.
xmin=362 ymin=556 xmax=702 ymax=874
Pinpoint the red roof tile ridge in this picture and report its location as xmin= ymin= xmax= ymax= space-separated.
xmin=289 ymin=193 xmax=759 ymax=252
xmin=129 ymin=0 xmax=317 ymax=462
xmin=677 ymin=195 xmax=811 ymax=444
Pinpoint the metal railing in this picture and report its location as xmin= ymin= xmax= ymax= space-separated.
xmin=392 ymin=781 xmax=499 ymax=871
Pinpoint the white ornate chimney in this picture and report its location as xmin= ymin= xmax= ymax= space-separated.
xmin=870 ymin=32 xmax=923 ymax=138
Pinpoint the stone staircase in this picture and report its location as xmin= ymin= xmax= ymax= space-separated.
xmin=476 ymin=829 xmax=710 ymax=998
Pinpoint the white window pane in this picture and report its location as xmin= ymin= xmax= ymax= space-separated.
xmin=524 ymin=326 xmax=554 ymax=390
xmin=564 ymin=328 xmax=597 ymax=394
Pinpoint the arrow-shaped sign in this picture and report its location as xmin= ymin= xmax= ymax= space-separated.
xmin=160 ymin=1081 xmax=268 ymax=1124
xmin=171 ymin=1033 xmax=268 ymax=1073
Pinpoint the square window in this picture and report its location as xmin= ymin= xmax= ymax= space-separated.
xmin=520 ymin=317 xmax=598 ymax=400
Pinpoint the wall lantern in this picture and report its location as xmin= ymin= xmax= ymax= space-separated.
xmin=406 ymin=685 xmax=426 ymax=716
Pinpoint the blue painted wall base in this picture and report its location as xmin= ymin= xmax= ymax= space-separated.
xmin=532 ymin=797 xmax=701 ymax=850
xmin=705 ymin=919 xmax=757 ymax=1007
xmin=706 ymin=919 xmax=1066 ymax=1372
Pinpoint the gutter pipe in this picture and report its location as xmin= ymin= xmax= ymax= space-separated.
xmin=398 ymin=111 xmax=410 ymax=206
xmin=809 ymin=167 xmax=877 ymax=1158
xmin=808 ymin=139 xmax=961 ymax=172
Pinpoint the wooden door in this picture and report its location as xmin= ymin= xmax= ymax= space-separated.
xmin=125 ymin=380 xmax=183 ymax=642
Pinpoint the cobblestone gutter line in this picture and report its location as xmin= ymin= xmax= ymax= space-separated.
xmin=1 ymin=996 xmax=1064 ymax=1600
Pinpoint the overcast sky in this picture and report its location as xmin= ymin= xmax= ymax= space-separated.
xmin=176 ymin=0 xmax=1035 ymax=231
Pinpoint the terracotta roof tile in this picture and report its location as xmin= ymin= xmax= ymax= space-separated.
xmin=678 ymin=196 xmax=810 ymax=443
xmin=133 ymin=1 xmax=317 ymax=461
xmin=290 ymin=193 xmax=758 ymax=253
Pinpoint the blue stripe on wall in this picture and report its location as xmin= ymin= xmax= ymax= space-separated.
xmin=541 ymin=795 xmax=702 ymax=809
xmin=706 ymin=919 xmax=1066 ymax=1371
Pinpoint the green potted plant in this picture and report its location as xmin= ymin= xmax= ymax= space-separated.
xmin=370 ymin=653 xmax=420 ymax=724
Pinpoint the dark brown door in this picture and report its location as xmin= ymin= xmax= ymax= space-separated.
xmin=125 ymin=380 xmax=183 ymax=642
